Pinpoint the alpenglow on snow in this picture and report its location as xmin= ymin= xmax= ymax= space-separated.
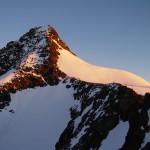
xmin=0 ymin=26 xmax=150 ymax=150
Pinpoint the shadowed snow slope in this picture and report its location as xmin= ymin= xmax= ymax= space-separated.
xmin=0 ymin=84 xmax=74 ymax=150
xmin=58 ymin=49 xmax=150 ymax=95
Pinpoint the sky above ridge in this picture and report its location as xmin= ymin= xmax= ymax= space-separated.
xmin=0 ymin=0 xmax=150 ymax=82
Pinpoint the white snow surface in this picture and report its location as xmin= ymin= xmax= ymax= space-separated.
xmin=0 ymin=83 xmax=74 ymax=150
xmin=0 ymin=69 xmax=15 ymax=85
xmin=100 ymin=121 xmax=129 ymax=150
xmin=141 ymin=110 xmax=150 ymax=148
xmin=58 ymin=49 xmax=150 ymax=95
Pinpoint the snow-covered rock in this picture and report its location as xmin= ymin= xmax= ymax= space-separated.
xmin=0 ymin=25 xmax=150 ymax=150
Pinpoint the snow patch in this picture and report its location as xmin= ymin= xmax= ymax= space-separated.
xmin=100 ymin=121 xmax=129 ymax=150
xmin=0 ymin=69 xmax=15 ymax=85
xmin=141 ymin=110 xmax=150 ymax=148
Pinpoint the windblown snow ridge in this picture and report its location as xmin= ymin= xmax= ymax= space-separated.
xmin=0 ymin=25 xmax=150 ymax=95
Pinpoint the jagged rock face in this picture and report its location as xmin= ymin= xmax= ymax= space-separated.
xmin=56 ymin=78 xmax=149 ymax=150
xmin=0 ymin=26 xmax=150 ymax=150
xmin=0 ymin=41 xmax=22 ymax=75
xmin=0 ymin=26 xmax=66 ymax=108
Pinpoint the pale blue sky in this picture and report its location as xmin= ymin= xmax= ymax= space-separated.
xmin=0 ymin=0 xmax=150 ymax=82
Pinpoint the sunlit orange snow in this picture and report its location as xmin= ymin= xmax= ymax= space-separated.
xmin=0 ymin=45 xmax=150 ymax=95
xmin=57 ymin=49 xmax=150 ymax=95
xmin=0 ymin=70 xmax=15 ymax=85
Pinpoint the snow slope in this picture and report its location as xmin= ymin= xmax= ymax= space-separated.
xmin=100 ymin=121 xmax=129 ymax=150
xmin=0 ymin=69 xmax=15 ymax=85
xmin=0 ymin=83 xmax=74 ymax=150
xmin=58 ymin=49 xmax=150 ymax=95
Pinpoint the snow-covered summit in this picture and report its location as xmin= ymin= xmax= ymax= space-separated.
xmin=0 ymin=25 xmax=150 ymax=95
xmin=0 ymin=25 xmax=150 ymax=150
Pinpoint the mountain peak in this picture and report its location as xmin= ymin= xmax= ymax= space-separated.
xmin=0 ymin=25 xmax=71 ymax=96
xmin=0 ymin=25 xmax=150 ymax=95
xmin=0 ymin=25 xmax=150 ymax=150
